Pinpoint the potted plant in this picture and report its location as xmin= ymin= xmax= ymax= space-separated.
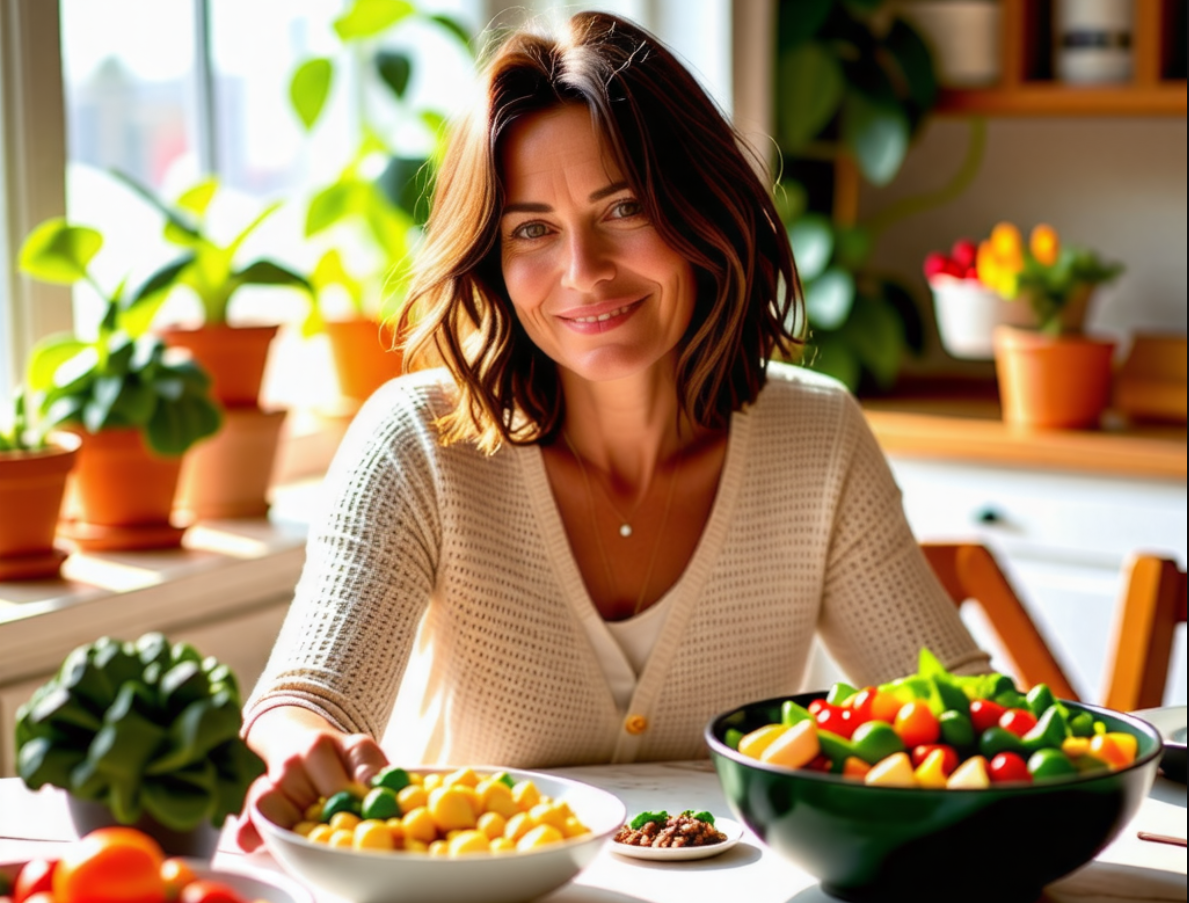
xmin=977 ymin=221 xmax=1125 ymax=428
xmin=0 ymin=387 xmax=80 ymax=580
xmin=18 ymin=218 xmax=222 ymax=550
xmin=14 ymin=631 xmax=265 ymax=857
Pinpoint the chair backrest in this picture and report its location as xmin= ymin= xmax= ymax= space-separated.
xmin=1103 ymin=554 xmax=1188 ymax=712
xmin=920 ymin=542 xmax=1080 ymax=701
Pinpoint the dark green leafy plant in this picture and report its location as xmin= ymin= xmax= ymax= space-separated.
xmin=18 ymin=219 xmax=222 ymax=456
xmin=15 ymin=632 xmax=264 ymax=831
xmin=775 ymin=0 xmax=985 ymax=390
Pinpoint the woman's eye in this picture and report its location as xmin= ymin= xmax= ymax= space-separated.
xmin=512 ymin=222 xmax=549 ymax=240
xmin=611 ymin=199 xmax=643 ymax=219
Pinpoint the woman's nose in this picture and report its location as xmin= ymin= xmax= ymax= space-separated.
xmin=561 ymin=229 xmax=615 ymax=292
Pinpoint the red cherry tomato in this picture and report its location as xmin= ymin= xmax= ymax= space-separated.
xmin=807 ymin=699 xmax=827 ymax=716
xmin=179 ymin=881 xmax=247 ymax=903
xmin=969 ymin=699 xmax=1006 ymax=734
xmin=14 ymin=859 xmax=57 ymax=903
xmin=814 ymin=703 xmax=857 ymax=739
xmin=999 ymin=708 xmax=1038 ymax=738
xmin=989 ymin=751 xmax=1033 ymax=784
xmin=846 ymin=686 xmax=877 ymax=722
xmin=910 ymin=744 xmax=960 ymax=776
xmin=893 ymin=700 xmax=941 ymax=748
xmin=850 ymin=687 xmax=904 ymax=725
xmin=53 ymin=827 xmax=166 ymax=903
xmin=805 ymin=755 xmax=833 ymax=773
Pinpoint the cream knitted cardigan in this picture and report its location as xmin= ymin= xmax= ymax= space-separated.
xmin=244 ymin=362 xmax=989 ymax=767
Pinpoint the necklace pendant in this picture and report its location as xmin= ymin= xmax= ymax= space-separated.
xmin=619 ymin=524 xmax=632 ymax=538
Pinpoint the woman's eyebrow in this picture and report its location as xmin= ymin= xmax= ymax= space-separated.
xmin=501 ymin=181 xmax=631 ymax=216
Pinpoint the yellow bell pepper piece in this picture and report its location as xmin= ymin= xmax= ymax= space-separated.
xmin=865 ymin=752 xmax=917 ymax=788
xmin=947 ymin=755 xmax=990 ymax=789
xmin=759 ymin=719 xmax=820 ymax=769
xmin=914 ymin=748 xmax=950 ymax=789
xmin=738 ymin=723 xmax=788 ymax=760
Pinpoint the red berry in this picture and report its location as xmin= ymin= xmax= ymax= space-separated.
xmin=951 ymin=238 xmax=978 ymax=269
xmin=923 ymin=252 xmax=950 ymax=280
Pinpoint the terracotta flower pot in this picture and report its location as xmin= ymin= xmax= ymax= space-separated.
xmin=59 ymin=428 xmax=187 ymax=551
xmin=324 ymin=317 xmax=403 ymax=406
xmin=993 ymin=326 xmax=1117 ymax=429
xmin=161 ymin=324 xmax=280 ymax=409
xmin=175 ymin=407 xmax=287 ymax=519
xmin=0 ymin=434 xmax=80 ymax=580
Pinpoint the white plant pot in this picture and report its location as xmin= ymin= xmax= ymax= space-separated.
xmin=931 ymin=278 xmax=1034 ymax=360
xmin=1055 ymin=0 xmax=1134 ymax=84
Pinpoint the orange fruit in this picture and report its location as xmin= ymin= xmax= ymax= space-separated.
xmin=53 ymin=827 xmax=167 ymax=903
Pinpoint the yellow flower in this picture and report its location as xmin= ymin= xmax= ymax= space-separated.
xmin=976 ymin=238 xmax=1019 ymax=299
xmin=990 ymin=222 xmax=1024 ymax=272
xmin=1030 ymin=224 xmax=1061 ymax=266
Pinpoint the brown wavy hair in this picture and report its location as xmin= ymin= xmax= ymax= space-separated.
xmin=397 ymin=11 xmax=804 ymax=453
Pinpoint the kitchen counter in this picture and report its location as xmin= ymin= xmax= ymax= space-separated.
xmin=860 ymin=378 xmax=1187 ymax=480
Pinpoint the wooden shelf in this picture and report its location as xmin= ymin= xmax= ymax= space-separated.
xmin=933 ymin=0 xmax=1187 ymax=117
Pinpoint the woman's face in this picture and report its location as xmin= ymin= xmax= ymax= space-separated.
xmin=498 ymin=104 xmax=696 ymax=385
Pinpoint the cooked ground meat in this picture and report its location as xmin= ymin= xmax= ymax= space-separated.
xmin=613 ymin=814 xmax=727 ymax=848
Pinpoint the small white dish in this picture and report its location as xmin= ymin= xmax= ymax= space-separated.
xmin=1134 ymin=705 xmax=1187 ymax=782
xmin=610 ymin=817 xmax=744 ymax=862
xmin=187 ymin=859 xmax=313 ymax=903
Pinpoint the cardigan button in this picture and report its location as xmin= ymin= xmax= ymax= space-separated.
xmin=624 ymin=714 xmax=648 ymax=735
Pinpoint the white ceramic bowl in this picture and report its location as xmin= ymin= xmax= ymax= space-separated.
xmin=255 ymin=767 xmax=626 ymax=903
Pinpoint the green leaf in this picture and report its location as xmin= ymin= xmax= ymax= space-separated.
xmin=227 ymin=201 xmax=281 ymax=260
xmin=778 ymin=0 xmax=832 ymax=49
xmin=234 ymin=259 xmax=311 ymax=291
xmin=374 ymin=50 xmax=411 ymax=101
xmin=841 ymin=91 xmax=910 ymax=186
xmin=804 ymin=267 xmax=855 ymax=330
xmin=333 ymin=0 xmax=414 ymax=40
xmin=787 ymin=214 xmax=834 ymax=281
xmin=777 ymin=42 xmax=844 ymax=152
xmin=119 ymin=255 xmax=194 ymax=337
xmin=18 ymin=219 xmax=102 ymax=285
xmin=108 ymin=169 xmax=202 ymax=241
xmin=28 ymin=336 xmax=90 ymax=391
xmin=838 ymin=295 xmax=905 ymax=389
xmin=428 ymin=13 xmax=472 ymax=51
xmin=884 ymin=17 xmax=938 ymax=113
xmin=83 ymin=376 xmax=124 ymax=432
xmin=833 ymin=225 xmax=872 ymax=271
xmin=109 ymin=380 xmax=156 ymax=427
xmin=176 ymin=179 xmax=218 ymax=220
xmin=290 ymin=57 xmax=334 ymax=130
xmin=305 ymin=181 xmax=361 ymax=236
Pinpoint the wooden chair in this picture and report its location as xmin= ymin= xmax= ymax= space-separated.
xmin=1103 ymin=554 xmax=1188 ymax=712
xmin=920 ymin=542 xmax=1080 ymax=701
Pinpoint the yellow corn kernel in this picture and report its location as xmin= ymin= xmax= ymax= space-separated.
xmin=347 ymin=780 xmax=370 ymax=799
xmin=913 ymin=749 xmax=950 ymax=789
xmin=404 ymin=838 xmax=429 ymax=853
xmin=511 ymin=780 xmax=541 ymax=811
xmin=402 ymin=806 xmax=439 ymax=844
xmin=737 ymin=723 xmax=787 ymax=760
xmin=329 ymin=812 xmax=361 ymax=833
xmin=477 ymin=811 xmax=507 ymax=840
xmin=760 ymin=720 xmax=819 ymax=769
xmin=428 ymin=839 xmax=449 ymax=856
xmin=423 ymin=772 xmax=444 ymax=792
xmin=397 ymin=784 xmax=428 ymax=815
xmin=453 ymin=784 xmax=482 ymax=817
xmin=504 ymin=811 xmax=534 ymax=842
xmin=947 ymin=755 xmax=990 ymax=790
xmin=291 ymin=820 xmax=318 ymax=838
xmin=354 ymin=819 xmax=395 ymax=851
xmin=561 ymin=816 xmax=590 ymax=838
xmin=443 ymin=767 xmax=481 ymax=788
xmin=307 ymin=824 xmax=335 ymax=844
xmin=865 ymin=752 xmax=917 ymax=788
xmin=516 ymin=823 xmax=564 ymax=851
xmin=448 ymin=829 xmax=492 ymax=856
xmin=407 ymin=772 xmax=424 ymax=785
xmin=328 ymin=828 xmax=355 ymax=848
xmin=529 ymin=801 xmax=569 ymax=830
xmin=384 ymin=818 xmax=406 ymax=843
xmin=476 ymin=779 xmax=519 ymax=819
xmin=489 ymin=836 xmax=516 ymax=854
xmin=305 ymin=800 xmax=325 ymax=821
xmin=429 ymin=786 xmax=477 ymax=832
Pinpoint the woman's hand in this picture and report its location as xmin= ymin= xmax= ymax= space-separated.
xmin=234 ymin=707 xmax=388 ymax=852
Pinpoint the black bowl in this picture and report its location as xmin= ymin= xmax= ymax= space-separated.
xmin=706 ymin=692 xmax=1162 ymax=903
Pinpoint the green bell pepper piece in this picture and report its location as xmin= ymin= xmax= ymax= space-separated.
xmin=1069 ymin=711 xmax=1095 ymax=737
xmin=1027 ymin=747 xmax=1078 ymax=782
xmin=933 ymin=678 xmax=971 ymax=716
xmin=986 ymin=673 xmax=1019 ymax=697
xmin=939 ymin=710 xmax=976 ymax=750
xmin=1025 ymin=683 xmax=1056 ymax=718
xmin=362 ymin=786 xmax=401 ymax=820
xmin=851 ymin=721 xmax=906 ymax=765
xmin=993 ymin=689 xmax=1028 ymax=710
xmin=817 ymin=729 xmax=855 ymax=771
xmin=724 ymin=728 xmax=744 ymax=750
xmin=373 ymin=765 xmax=412 ymax=792
xmin=979 ymin=726 xmax=1027 ymax=758
xmin=781 ymin=700 xmax=813 ymax=726
xmin=322 ymin=789 xmax=363 ymax=822
xmin=1022 ymin=706 xmax=1069 ymax=753
xmin=826 ymin=682 xmax=857 ymax=706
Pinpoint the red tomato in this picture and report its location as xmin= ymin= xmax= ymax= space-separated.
xmin=893 ymin=701 xmax=940 ymax=748
xmin=849 ymin=687 xmax=904 ymax=725
xmin=161 ymin=858 xmax=198 ymax=901
xmin=14 ymin=859 xmax=56 ymax=903
xmin=969 ymin=699 xmax=1006 ymax=734
xmin=814 ymin=703 xmax=857 ymax=739
xmin=805 ymin=755 xmax=833 ymax=773
xmin=989 ymin=751 xmax=1033 ymax=784
xmin=54 ymin=827 xmax=167 ymax=903
xmin=179 ymin=880 xmax=247 ymax=903
xmin=910 ymin=744 xmax=959 ymax=775
xmin=999 ymin=708 xmax=1038 ymax=738
xmin=846 ymin=686 xmax=877 ymax=721
xmin=807 ymin=699 xmax=827 ymax=716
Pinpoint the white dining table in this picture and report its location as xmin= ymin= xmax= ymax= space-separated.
xmin=0 ymin=761 xmax=1184 ymax=903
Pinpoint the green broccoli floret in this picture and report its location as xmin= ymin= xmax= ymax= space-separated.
xmin=629 ymin=810 xmax=669 ymax=830
xmin=681 ymin=809 xmax=716 ymax=824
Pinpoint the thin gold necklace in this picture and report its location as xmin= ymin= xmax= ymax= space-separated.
xmin=565 ymin=443 xmax=644 ymax=538
xmin=563 ymin=432 xmax=681 ymax=617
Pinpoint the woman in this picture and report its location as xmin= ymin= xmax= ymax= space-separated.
xmin=236 ymin=11 xmax=988 ymax=849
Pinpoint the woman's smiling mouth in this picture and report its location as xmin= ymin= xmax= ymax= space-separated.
xmin=560 ymin=298 xmax=645 ymax=333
